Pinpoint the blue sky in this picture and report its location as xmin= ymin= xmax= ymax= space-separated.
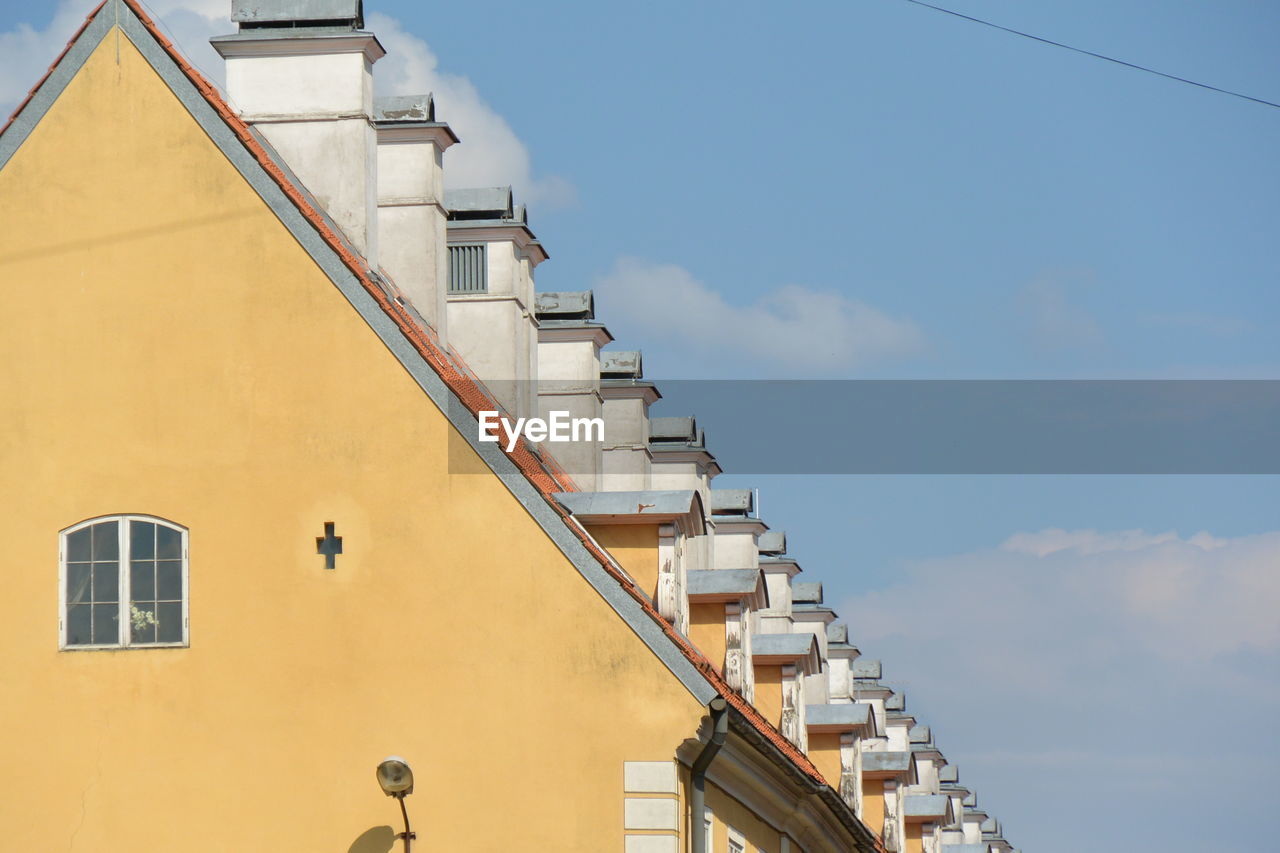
xmin=2 ymin=2 xmax=1277 ymax=850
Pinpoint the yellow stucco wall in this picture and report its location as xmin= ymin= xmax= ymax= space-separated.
xmin=807 ymin=732 xmax=843 ymax=795
xmin=0 ymin=31 xmax=704 ymax=851
xmin=905 ymin=821 xmax=925 ymax=853
xmin=753 ymin=663 xmax=785 ymax=730
xmin=585 ymin=522 xmax=661 ymax=600
xmin=862 ymin=778 xmax=886 ymax=838
xmin=688 ymin=602 xmax=727 ymax=672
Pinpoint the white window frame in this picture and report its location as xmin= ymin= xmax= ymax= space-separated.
xmin=727 ymin=826 xmax=746 ymax=853
xmin=58 ymin=514 xmax=189 ymax=650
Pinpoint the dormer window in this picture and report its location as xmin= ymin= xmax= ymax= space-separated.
xmin=60 ymin=516 xmax=188 ymax=649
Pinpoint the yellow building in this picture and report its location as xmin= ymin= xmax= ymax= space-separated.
xmin=0 ymin=2 xmax=885 ymax=850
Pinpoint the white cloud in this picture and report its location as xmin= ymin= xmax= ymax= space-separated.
xmin=845 ymin=529 xmax=1280 ymax=683
xmin=1 ymin=2 xmax=571 ymax=208
xmin=366 ymin=12 xmax=574 ymax=208
xmin=840 ymin=526 xmax=1280 ymax=850
xmin=593 ymin=257 xmax=924 ymax=374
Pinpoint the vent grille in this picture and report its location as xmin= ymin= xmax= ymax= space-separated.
xmin=448 ymin=244 xmax=488 ymax=294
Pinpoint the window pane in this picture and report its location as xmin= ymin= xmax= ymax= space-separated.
xmin=92 ymin=563 xmax=119 ymax=603
xmin=92 ymin=603 xmax=118 ymax=645
xmin=66 ymin=603 xmax=92 ymax=645
xmin=67 ymin=563 xmax=91 ymax=605
xmin=92 ymin=521 xmax=119 ymax=561
xmin=157 ymin=601 xmax=182 ymax=643
xmin=130 ymin=603 xmax=157 ymax=644
xmin=130 ymin=520 xmax=156 ymax=559
xmin=130 ymin=561 xmax=155 ymax=602
xmin=156 ymin=525 xmax=181 ymax=560
xmin=67 ymin=528 xmax=91 ymax=562
xmin=156 ymin=561 xmax=182 ymax=601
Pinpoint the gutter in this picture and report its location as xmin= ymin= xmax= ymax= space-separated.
xmin=691 ymin=697 xmax=729 ymax=853
xmin=726 ymin=711 xmax=883 ymax=852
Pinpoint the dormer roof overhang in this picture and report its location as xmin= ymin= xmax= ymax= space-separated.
xmin=861 ymin=750 xmax=918 ymax=782
xmin=687 ymin=568 xmax=768 ymax=608
xmin=537 ymin=321 xmax=613 ymax=347
xmin=792 ymin=604 xmax=838 ymax=626
xmin=850 ymin=680 xmax=892 ymax=700
xmin=600 ymin=379 xmax=661 ymax=404
xmin=903 ymin=794 xmax=954 ymax=824
xmin=751 ymin=632 xmax=821 ymax=672
xmin=211 ymin=27 xmax=386 ymax=62
xmin=758 ymin=555 xmax=802 ymax=577
xmin=649 ymin=444 xmax=721 ymax=475
xmin=886 ymin=710 xmax=918 ymax=729
xmin=827 ymin=642 xmax=861 ymax=660
xmin=552 ymin=490 xmax=706 ymax=535
xmin=373 ymin=94 xmax=459 ymax=147
xmin=711 ymin=515 xmax=769 ymax=537
xmin=446 ymin=220 xmax=548 ymax=266
xmin=805 ymin=702 xmax=875 ymax=736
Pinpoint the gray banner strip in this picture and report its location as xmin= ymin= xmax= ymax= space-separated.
xmin=451 ymin=381 xmax=1280 ymax=475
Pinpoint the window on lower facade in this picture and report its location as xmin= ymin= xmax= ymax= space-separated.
xmin=60 ymin=515 xmax=188 ymax=649
xmin=447 ymin=243 xmax=488 ymax=293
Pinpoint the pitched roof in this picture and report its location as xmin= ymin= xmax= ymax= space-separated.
xmin=0 ymin=6 xmax=875 ymax=845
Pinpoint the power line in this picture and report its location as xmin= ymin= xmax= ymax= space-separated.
xmin=892 ymin=0 xmax=1280 ymax=110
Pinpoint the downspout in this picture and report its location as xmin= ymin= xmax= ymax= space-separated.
xmin=691 ymin=697 xmax=729 ymax=853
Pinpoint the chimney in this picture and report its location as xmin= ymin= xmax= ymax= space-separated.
xmin=212 ymin=1 xmax=383 ymax=261
xmin=534 ymin=291 xmax=612 ymax=490
xmin=373 ymin=94 xmax=457 ymax=344
xmin=444 ymin=188 xmax=547 ymax=420
xmin=599 ymin=351 xmax=657 ymax=491
xmin=648 ymin=416 xmax=721 ymax=499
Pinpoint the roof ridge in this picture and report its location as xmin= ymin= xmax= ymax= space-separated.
xmin=4 ymin=0 xmax=831 ymax=796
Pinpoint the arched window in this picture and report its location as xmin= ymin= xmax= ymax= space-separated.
xmin=60 ymin=515 xmax=188 ymax=649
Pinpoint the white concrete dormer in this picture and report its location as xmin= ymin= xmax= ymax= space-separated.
xmin=212 ymin=1 xmax=384 ymax=262
xmin=445 ymin=187 xmax=547 ymax=420
xmin=374 ymin=94 xmax=457 ymax=343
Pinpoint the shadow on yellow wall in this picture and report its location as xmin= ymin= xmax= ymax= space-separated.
xmin=348 ymin=824 xmax=395 ymax=853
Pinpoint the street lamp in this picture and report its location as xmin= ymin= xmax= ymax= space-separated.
xmin=376 ymin=757 xmax=417 ymax=852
